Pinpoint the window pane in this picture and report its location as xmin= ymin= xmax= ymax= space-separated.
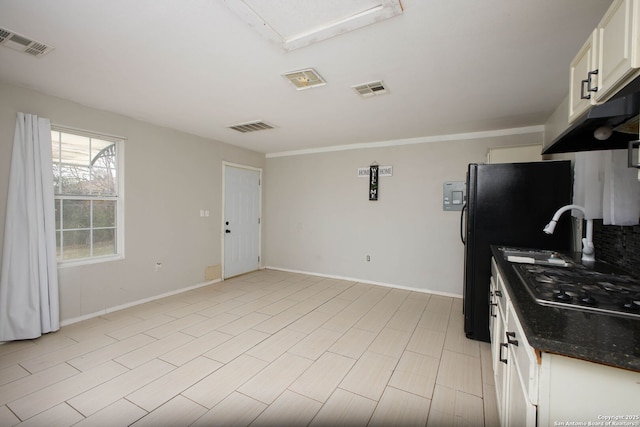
xmin=92 ymin=167 xmax=117 ymax=195
xmin=93 ymin=229 xmax=116 ymax=257
xmin=51 ymin=131 xmax=60 ymax=162
xmin=62 ymin=200 xmax=90 ymax=229
xmin=93 ymin=200 xmax=116 ymax=228
xmin=91 ymin=140 xmax=115 ymax=164
xmin=62 ymin=230 xmax=91 ymax=260
xmin=59 ymin=165 xmax=91 ymax=195
xmin=60 ymin=133 xmax=90 ymax=166
xmin=53 ymin=163 xmax=61 ymax=195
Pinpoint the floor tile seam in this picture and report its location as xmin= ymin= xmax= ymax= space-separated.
xmin=389 ymin=351 xmax=442 ymax=396
xmin=2 ymin=403 xmax=24 ymax=423
xmin=198 ymin=331 xmax=274 ymax=366
xmin=432 ymin=382 xmax=485 ymax=402
xmin=121 ymin=362 xmax=223 ymax=413
xmin=236 ymin=355 xmax=316 ymax=406
xmin=248 ymin=315 xmax=301 ymax=335
xmin=306 ymin=391 xmax=375 ymax=427
xmin=20 ymin=339 xmax=122 ymax=375
xmin=254 ymin=298 xmax=302 ymax=316
xmin=283 ymin=385 xmax=329 ymax=406
xmin=104 ymin=321 xmax=176 ymax=341
xmin=0 ymin=361 xmax=82 ymax=407
xmin=246 ymin=332 xmax=310 ymax=363
xmin=284 ymin=328 xmax=345 ymax=360
xmin=336 ymin=351 xmax=402 ymax=401
xmin=383 ymin=384 xmax=435 ymax=403
xmin=221 ymin=389 xmax=269 ymax=422
xmin=119 ymin=396 xmax=153 ymax=421
xmin=182 ymin=355 xmax=269 ymax=405
xmin=333 ymin=385 xmax=381 ymax=405
xmin=441 ymin=346 xmax=482 ymax=360
xmin=289 ymin=350 xmax=359 ymax=386
xmin=433 ymin=365 xmax=484 ymax=399
xmin=418 ymin=309 xmax=453 ymax=332
xmin=11 ymin=362 xmax=129 ymax=419
xmin=151 ymin=313 xmax=240 ymax=338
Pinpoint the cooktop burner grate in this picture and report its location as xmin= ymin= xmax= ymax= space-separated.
xmin=514 ymin=264 xmax=640 ymax=319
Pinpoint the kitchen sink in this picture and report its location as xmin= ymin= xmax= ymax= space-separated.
xmin=499 ymin=247 xmax=579 ymax=268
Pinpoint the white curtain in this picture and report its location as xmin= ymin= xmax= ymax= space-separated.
xmin=0 ymin=113 xmax=59 ymax=341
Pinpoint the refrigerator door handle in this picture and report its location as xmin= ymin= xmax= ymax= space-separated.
xmin=460 ymin=203 xmax=467 ymax=244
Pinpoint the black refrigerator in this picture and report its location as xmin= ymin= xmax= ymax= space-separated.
xmin=462 ymin=160 xmax=573 ymax=342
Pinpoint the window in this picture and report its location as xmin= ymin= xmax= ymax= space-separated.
xmin=51 ymin=126 xmax=124 ymax=264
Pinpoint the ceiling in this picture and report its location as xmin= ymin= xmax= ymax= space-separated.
xmin=0 ymin=0 xmax=612 ymax=155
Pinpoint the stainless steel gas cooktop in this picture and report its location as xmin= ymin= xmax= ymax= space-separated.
xmin=514 ymin=264 xmax=640 ymax=319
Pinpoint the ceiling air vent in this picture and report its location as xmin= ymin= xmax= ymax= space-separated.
xmin=228 ymin=121 xmax=275 ymax=133
xmin=283 ymin=68 xmax=326 ymax=90
xmin=0 ymin=27 xmax=54 ymax=57
xmin=353 ymin=81 xmax=388 ymax=98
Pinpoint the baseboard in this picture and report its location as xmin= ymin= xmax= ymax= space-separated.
xmin=263 ymin=266 xmax=463 ymax=299
xmin=60 ymin=278 xmax=222 ymax=327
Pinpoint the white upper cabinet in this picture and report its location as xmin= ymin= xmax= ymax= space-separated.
xmin=568 ymin=0 xmax=640 ymax=123
xmin=569 ymin=30 xmax=598 ymax=122
xmin=595 ymin=0 xmax=639 ymax=101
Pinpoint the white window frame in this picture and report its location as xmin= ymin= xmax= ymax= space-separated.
xmin=52 ymin=125 xmax=125 ymax=267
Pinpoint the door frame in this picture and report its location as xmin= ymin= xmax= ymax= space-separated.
xmin=221 ymin=161 xmax=263 ymax=280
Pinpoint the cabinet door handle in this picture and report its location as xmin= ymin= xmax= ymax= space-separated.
xmin=580 ymin=79 xmax=591 ymax=99
xmin=495 ymin=290 xmax=502 ymax=298
xmin=499 ymin=342 xmax=508 ymax=364
xmin=587 ymin=69 xmax=599 ymax=92
xmin=506 ymin=331 xmax=519 ymax=346
xmin=489 ymin=302 xmax=497 ymax=318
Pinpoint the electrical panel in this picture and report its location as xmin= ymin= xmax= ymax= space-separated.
xmin=443 ymin=181 xmax=466 ymax=211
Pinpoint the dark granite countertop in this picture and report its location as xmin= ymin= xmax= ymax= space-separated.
xmin=490 ymin=245 xmax=640 ymax=372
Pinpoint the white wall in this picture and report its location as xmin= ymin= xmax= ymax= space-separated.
xmin=263 ymin=132 xmax=545 ymax=296
xmin=0 ymin=82 xmax=548 ymax=322
xmin=0 ymin=83 xmax=265 ymax=322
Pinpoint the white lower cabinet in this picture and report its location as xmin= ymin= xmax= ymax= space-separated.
xmin=490 ymin=257 xmax=640 ymax=426
xmin=491 ymin=258 xmax=535 ymax=426
xmin=538 ymin=354 xmax=640 ymax=425
xmin=506 ymin=356 xmax=537 ymax=427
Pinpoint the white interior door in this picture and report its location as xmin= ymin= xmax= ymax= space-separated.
xmin=224 ymin=165 xmax=261 ymax=278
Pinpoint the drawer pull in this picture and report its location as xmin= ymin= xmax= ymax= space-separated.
xmin=499 ymin=342 xmax=508 ymax=364
xmin=580 ymin=79 xmax=591 ymax=99
xmin=587 ymin=69 xmax=599 ymax=92
xmin=506 ymin=331 xmax=519 ymax=346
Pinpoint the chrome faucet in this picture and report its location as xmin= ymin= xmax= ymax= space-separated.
xmin=543 ymin=204 xmax=595 ymax=263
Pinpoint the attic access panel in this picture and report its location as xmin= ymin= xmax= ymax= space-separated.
xmin=224 ymin=0 xmax=403 ymax=51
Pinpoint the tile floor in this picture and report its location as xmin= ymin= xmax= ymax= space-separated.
xmin=0 ymin=269 xmax=499 ymax=426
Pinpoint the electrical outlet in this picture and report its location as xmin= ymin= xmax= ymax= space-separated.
xmin=366 ymin=255 xmax=371 ymax=262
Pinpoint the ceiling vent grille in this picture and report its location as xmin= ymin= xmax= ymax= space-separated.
xmin=283 ymin=68 xmax=326 ymax=90
xmin=0 ymin=27 xmax=54 ymax=57
xmin=353 ymin=81 xmax=388 ymax=98
xmin=228 ymin=121 xmax=275 ymax=133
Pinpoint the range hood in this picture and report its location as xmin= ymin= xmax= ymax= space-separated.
xmin=543 ymin=91 xmax=640 ymax=154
